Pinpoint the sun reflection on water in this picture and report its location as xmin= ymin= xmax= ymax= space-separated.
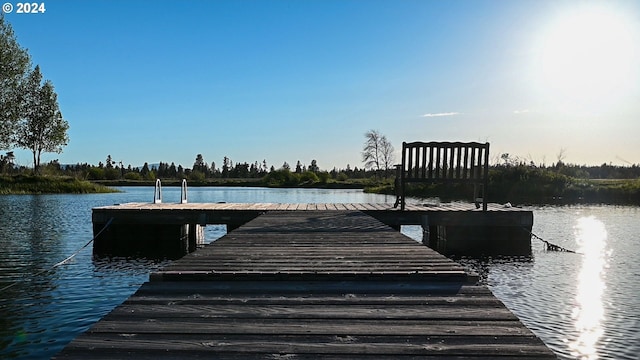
xmin=569 ymin=216 xmax=609 ymax=359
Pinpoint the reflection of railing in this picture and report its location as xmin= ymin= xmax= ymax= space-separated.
xmin=153 ymin=179 xmax=162 ymax=204
xmin=181 ymin=179 xmax=188 ymax=204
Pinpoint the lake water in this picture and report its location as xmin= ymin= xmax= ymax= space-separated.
xmin=1 ymin=187 xmax=638 ymax=359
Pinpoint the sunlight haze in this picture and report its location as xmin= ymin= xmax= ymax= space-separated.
xmin=4 ymin=0 xmax=640 ymax=170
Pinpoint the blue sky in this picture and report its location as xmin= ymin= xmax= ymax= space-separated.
xmin=4 ymin=0 xmax=640 ymax=170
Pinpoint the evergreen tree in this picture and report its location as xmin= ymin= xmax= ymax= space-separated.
xmin=141 ymin=162 xmax=150 ymax=177
xmin=193 ymin=153 xmax=206 ymax=173
xmin=234 ymin=162 xmax=250 ymax=178
xmin=309 ymin=159 xmax=319 ymax=173
xmin=168 ymin=162 xmax=177 ymax=177
xmin=209 ymin=161 xmax=216 ymax=177
xmin=157 ymin=162 xmax=167 ymax=177
xmin=222 ymin=156 xmax=230 ymax=178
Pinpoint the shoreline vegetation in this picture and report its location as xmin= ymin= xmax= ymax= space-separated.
xmin=0 ymin=175 xmax=116 ymax=194
xmin=0 ymin=162 xmax=640 ymax=205
xmin=1 ymin=165 xmax=639 ymax=205
xmin=92 ymin=164 xmax=640 ymax=205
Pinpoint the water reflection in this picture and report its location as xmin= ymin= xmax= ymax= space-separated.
xmin=569 ymin=216 xmax=609 ymax=359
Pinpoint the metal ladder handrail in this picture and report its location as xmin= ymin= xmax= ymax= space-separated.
xmin=180 ymin=179 xmax=188 ymax=204
xmin=153 ymin=179 xmax=162 ymax=204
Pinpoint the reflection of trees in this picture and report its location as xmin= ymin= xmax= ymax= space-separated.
xmin=0 ymin=195 xmax=65 ymax=288
xmin=25 ymin=195 xmax=66 ymax=269
xmin=0 ymin=195 xmax=65 ymax=357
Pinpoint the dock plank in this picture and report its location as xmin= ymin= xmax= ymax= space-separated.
xmin=156 ymin=211 xmax=469 ymax=282
xmin=56 ymin=280 xmax=556 ymax=358
xmin=97 ymin=202 xmax=524 ymax=212
xmin=57 ymin=210 xmax=554 ymax=359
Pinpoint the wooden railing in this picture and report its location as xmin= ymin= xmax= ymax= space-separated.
xmin=395 ymin=141 xmax=490 ymax=211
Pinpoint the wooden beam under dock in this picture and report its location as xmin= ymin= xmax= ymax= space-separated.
xmin=92 ymin=202 xmax=534 ymax=258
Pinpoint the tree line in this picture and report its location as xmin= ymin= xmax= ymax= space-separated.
xmin=19 ymin=154 xmax=380 ymax=183
xmin=4 ymin=151 xmax=639 ymax=186
xmin=3 ymin=125 xmax=640 ymax=183
xmin=496 ymin=152 xmax=640 ymax=180
xmin=0 ymin=15 xmax=69 ymax=174
xmin=1 ymin=129 xmax=398 ymax=182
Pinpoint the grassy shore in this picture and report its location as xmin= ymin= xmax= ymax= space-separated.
xmin=0 ymin=175 xmax=118 ymax=194
xmin=364 ymin=167 xmax=640 ymax=205
xmin=94 ymin=177 xmax=370 ymax=189
xmin=4 ymin=168 xmax=638 ymax=205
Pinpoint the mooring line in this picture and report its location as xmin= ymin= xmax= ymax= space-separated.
xmin=522 ymin=226 xmax=579 ymax=254
xmin=421 ymin=221 xmax=579 ymax=255
xmin=0 ymin=218 xmax=115 ymax=293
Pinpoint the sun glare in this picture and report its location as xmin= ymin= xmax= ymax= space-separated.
xmin=537 ymin=5 xmax=638 ymax=112
xmin=569 ymin=216 xmax=609 ymax=359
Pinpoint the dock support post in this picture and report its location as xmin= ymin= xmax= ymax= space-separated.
xmin=421 ymin=215 xmax=440 ymax=250
xmin=421 ymin=215 xmax=429 ymax=246
xmin=93 ymin=222 xmax=193 ymax=260
xmin=187 ymin=224 xmax=205 ymax=252
xmin=427 ymin=212 xmax=532 ymax=256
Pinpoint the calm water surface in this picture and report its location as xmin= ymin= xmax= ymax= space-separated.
xmin=0 ymin=187 xmax=638 ymax=359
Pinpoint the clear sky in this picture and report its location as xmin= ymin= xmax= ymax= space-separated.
xmin=4 ymin=0 xmax=640 ymax=170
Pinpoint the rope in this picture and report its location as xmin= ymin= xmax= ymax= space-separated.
xmin=0 ymin=218 xmax=115 ymax=293
xmin=422 ymin=220 xmax=579 ymax=254
xmin=522 ymin=227 xmax=579 ymax=254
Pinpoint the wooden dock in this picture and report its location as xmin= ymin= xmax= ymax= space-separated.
xmin=92 ymin=202 xmax=534 ymax=258
xmin=55 ymin=210 xmax=555 ymax=359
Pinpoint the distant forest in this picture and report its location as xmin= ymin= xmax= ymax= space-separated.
xmin=1 ymin=152 xmax=639 ymax=182
xmin=2 ymin=151 xmax=640 ymax=204
xmin=0 ymin=153 xmax=377 ymax=183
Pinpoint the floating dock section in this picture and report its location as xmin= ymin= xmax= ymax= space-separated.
xmin=92 ymin=202 xmax=534 ymax=258
xmin=56 ymin=210 xmax=555 ymax=359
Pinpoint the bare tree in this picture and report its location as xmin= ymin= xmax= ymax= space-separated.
xmin=362 ymin=130 xmax=395 ymax=172
xmin=362 ymin=130 xmax=382 ymax=171
xmin=556 ymin=148 xmax=567 ymax=166
xmin=379 ymin=136 xmax=395 ymax=172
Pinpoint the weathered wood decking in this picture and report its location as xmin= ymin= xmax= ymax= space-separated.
xmin=56 ymin=210 xmax=555 ymax=359
xmin=94 ymin=201 xmax=523 ymax=213
xmin=152 ymin=210 xmax=469 ymax=282
xmin=92 ymin=202 xmax=531 ymax=228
